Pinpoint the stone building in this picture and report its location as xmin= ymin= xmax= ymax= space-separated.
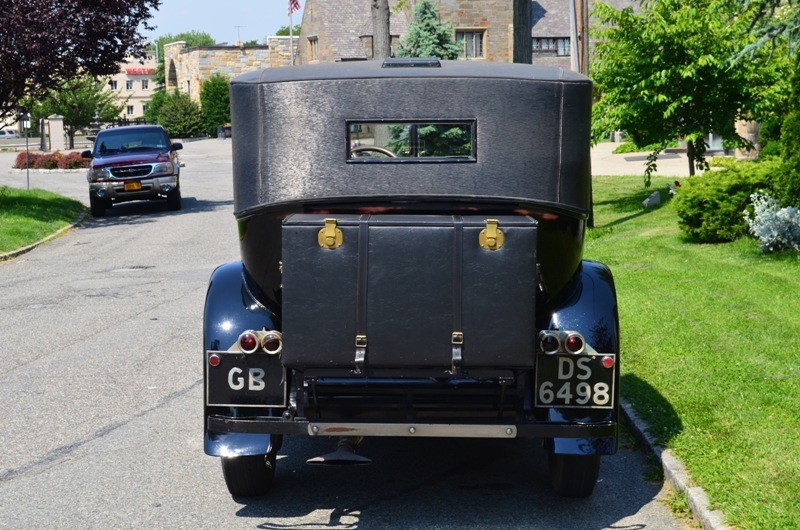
xmin=296 ymin=0 xmax=634 ymax=67
xmin=163 ymin=37 xmax=297 ymax=102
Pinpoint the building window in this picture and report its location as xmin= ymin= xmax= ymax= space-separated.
xmin=126 ymin=80 xmax=134 ymax=90
xmin=109 ymin=80 xmax=118 ymax=90
xmin=533 ymin=37 xmax=570 ymax=57
xmin=309 ymin=36 xmax=319 ymax=61
xmin=456 ymin=30 xmax=485 ymax=59
xmin=142 ymin=104 xmax=149 ymax=114
xmin=126 ymin=105 xmax=134 ymax=116
xmin=141 ymin=79 xmax=149 ymax=90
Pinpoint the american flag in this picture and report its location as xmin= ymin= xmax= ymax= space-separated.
xmin=289 ymin=0 xmax=300 ymax=15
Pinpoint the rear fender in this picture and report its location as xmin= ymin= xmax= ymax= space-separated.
xmin=545 ymin=260 xmax=620 ymax=456
xmin=203 ymin=260 xmax=280 ymax=457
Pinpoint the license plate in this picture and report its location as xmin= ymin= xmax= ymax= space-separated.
xmin=124 ymin=181 xmax=142 ymax=191
xmin=535 ymin=353 xmax=616 ymax=409
xmin=206 ymin=352 xmax=286 ymax=408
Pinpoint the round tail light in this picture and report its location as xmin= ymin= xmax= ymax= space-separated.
xmin=262 ymin=331 xmax=283 ymax=355
xmin=238 ymin=331 xmax=259 ymax=353
xmin=539 ymin=331 xmax=561 ymax=355
xmin=565 ymin=333 xmax=585 ymax=354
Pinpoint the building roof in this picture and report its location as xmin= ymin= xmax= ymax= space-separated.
xmin=531 ymin=0 xmax=571 ymax=38
xmin=312 ymin=0 xmax=408 ymax=60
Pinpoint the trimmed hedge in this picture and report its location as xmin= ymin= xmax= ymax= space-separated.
xmin=673 ymin=159 xmax=780 ymax=242
xmin=13 ymin=151 xmax=88 ymax=170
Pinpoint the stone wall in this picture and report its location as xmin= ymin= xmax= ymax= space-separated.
xmin=438 ymin=0 xmax=513 ymax=62
xmin=164 ymin=42 xmax=295 ymax=103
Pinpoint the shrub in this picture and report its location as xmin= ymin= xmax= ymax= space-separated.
xmin=14 ymin=152 xmax=41 ymax=168
xmin=612 ymin=140 xmax=679 ymax=155
xmin=673 ymin=159 xmax=780 ymax=242
xmin=12 ymin=151 xmax=88 ymax=170
xmin=58 ymin=152 xmax=88 ymax=169
xmin=36 ymin=152 xmax=61 ymax=169
xmin=157 ymin=90 xmax=204 ymax=138
xmin=743 ymin=193 xmax=800 ymax=252
xmin=200 ymin=73 xmax=231 ymax=137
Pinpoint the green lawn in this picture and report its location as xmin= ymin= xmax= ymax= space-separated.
xmin=587 ymin=175 xmax=800 ymax=529
xmin=0 ymin=186 xmax=84 ymax=254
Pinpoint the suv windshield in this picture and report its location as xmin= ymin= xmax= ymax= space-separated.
xmin=94 ymin=129 xmax=169 ymax=155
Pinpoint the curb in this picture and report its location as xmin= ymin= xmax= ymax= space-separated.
xmin=0 ymin=209 xmax=88 ymax=262
xmin=620 ymin=398 xmax=729 ymax=529
xmin=9 ymin=168 xmax=86 ymax=174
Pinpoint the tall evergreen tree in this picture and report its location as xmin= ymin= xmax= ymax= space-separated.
xmin=397 ymin=0 xmax=461 ymax=60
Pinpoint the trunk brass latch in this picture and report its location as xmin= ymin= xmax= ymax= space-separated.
xmin=318 ymin=218 xmax=343 ymax=249
xmin=479 ymin=219 xmax=504 ymax=250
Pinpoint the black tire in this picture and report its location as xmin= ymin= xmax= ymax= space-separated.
xmin=89 ymin=196 xmax=106 ymax=217
xmin=548 ymin=453 xmax=601 ymax=498
xmin=166 ymin=188 xmax=182 ymax=211
xmin=220 ymin=454 xmax=276 ymax=497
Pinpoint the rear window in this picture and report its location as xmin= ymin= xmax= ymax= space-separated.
xmin=95 ymin=129 xmax=169 ymax=155
xmin=347 ymin=121 xmax=476 ymax=163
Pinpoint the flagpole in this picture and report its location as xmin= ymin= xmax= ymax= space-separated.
xmin=289 ymin=11 xmax=294 ymax=65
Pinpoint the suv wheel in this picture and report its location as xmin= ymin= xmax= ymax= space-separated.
xmin=166 ymin=188 xmax=182 ymax=211
xmin=221 ymin=454 xmax=276 ymax=497
xmin=548 ymin=453 xmax=600 ymax=498
xmin=89 ymin=196 xmax=106 ymax=217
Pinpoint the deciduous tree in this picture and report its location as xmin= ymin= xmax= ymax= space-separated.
xmin=591 ymin=0 xmax=789 ymax=183
xmin=36 ymin=76 xmax=123 ymax=149
xmin=0 ymin=0 xmax=159 ymax=125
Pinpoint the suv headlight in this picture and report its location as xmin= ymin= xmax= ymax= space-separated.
xmin=87 ymin=168 xmax=110 ymax=182
xmin=151 ymin=162 xmax=174 ymax=176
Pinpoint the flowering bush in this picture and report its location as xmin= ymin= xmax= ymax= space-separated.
xmin=743 ymin=193 xmax=800 ymax=253
xmin=12 ymin=151 xmax=89 ymax=170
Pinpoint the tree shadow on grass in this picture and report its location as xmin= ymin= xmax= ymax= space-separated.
xmin=592 ymin=186 xmax=675 ymax=231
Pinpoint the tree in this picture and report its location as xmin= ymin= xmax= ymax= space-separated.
xmin=156 ymin=91 xmax=204 ymax=138
xmin=200 ymin=74 xmax=231 ymax=137
xmin=737 ymin=0 xmax=800 ymax=53
xmin=151 ymin=31 xmax=216 ymax=87
xmin=36 ymin=76 xmax=123 ymax=149
xmin=591 ymin=0 xmax=790 ymax=184
xmin=397 ymin=0 xmax=461 ymax=60
xmin=0 ymin=0 xmax=158 ymax=125
xmin=372 ymin=0 xmax=391 ymax=60
xmin=275 ymin=24 xmax=301 ymax=36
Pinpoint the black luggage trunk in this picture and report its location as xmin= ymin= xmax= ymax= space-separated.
xmin=281 ymin=214 xmax=538 ymax=371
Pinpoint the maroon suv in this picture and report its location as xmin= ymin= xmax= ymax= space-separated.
xmin=82 ymin=125 xmax=183 ymax=217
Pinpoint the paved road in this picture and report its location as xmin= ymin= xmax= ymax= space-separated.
xmin=0 ymin=140 xmax=683 ymax=528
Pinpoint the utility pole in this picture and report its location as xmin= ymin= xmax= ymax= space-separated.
xmin=574 ymin=0 xmax=589 ymax=75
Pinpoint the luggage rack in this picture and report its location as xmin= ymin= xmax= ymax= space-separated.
xmin=299 ymin=370 xmax=523 ymax=422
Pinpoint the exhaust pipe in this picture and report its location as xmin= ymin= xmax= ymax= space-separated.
xmin=306 ymin=437 xmax=372 ymax=466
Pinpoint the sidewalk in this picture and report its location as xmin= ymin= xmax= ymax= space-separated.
xmin=591 ymin=141 xmax=693 ymax=177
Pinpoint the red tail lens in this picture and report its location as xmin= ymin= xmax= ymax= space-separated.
xmin=208 ymin=353 xmax=221 ymax=367
xmin=565 ymin=333 xmax=584 ymax=354
xmin=238 ymin=331 xmax=259 ymax=353
xmin=262 ymin=331 xmax=283 ymax=355
xmin=539 ymin=331 xmax=561 ymax=354
xmin=602 ymin=356 xmax=615 ymax=369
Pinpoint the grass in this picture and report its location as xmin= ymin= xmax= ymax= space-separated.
xmin=586 ymin=175 xmax=800 ymax=529
xmin=0 ymin=186 xmax=84 ymax=254
xmin=612 ymin=140 xmax=679 ymax=154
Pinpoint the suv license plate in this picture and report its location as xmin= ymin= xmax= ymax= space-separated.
xmin=124 ymin=181 xmax=142 ymax=191
xmin=535 ymin=354 xmax=616 ymax=409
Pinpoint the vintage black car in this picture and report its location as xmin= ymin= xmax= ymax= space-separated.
xmin=204 ymin=59 xmax=619 ymax=499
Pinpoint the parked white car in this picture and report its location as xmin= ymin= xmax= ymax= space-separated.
xmin=0 ymin=129 xmax=19 ymax=139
